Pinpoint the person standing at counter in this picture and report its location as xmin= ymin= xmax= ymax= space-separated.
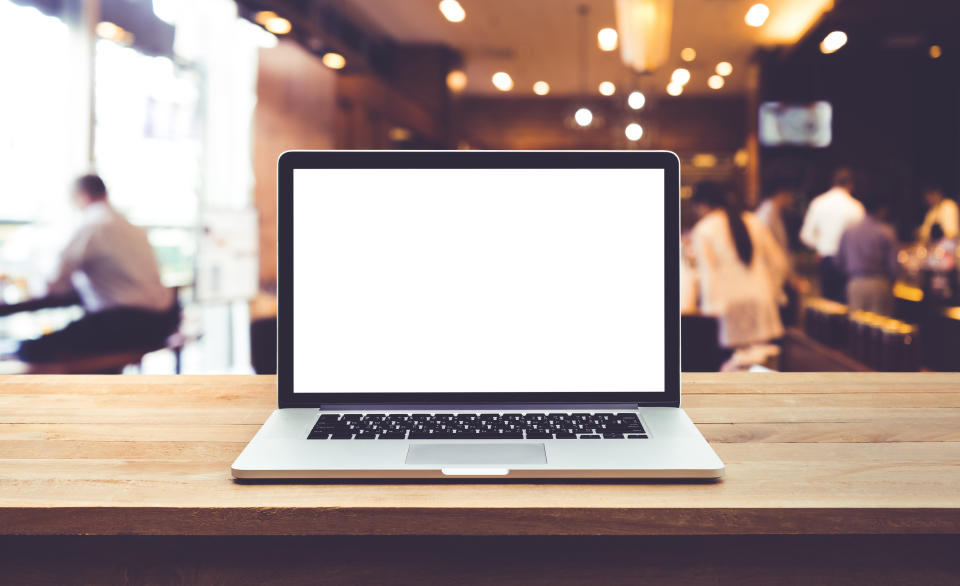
xmin=691 ymin=181 xmax=787 ymax=350
xmin=800 ymin=168 xmax=864 ymax=303
xmin=918 ymin=185 xmax=959 ymax=243
xmin=16 ymin=175 xmax=178 ymax=363
xmin=755 ymin=179 xmax=793 ymax=254
xmin=834 ymin=194 xmax=899 ymax=316
xmin=756 ymin=179 xmax=809 ymax=322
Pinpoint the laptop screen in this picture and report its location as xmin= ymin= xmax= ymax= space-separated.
xmin=292 ymin=168 xmax=665 ymax=395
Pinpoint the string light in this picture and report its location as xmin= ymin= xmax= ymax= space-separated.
xmin=492 ymin=71 xmax=514 ymax=91
xmin=745 ymin=3 xmax=769 ymax=27
xmin=575 ymin=107 xmax=593 ymax=127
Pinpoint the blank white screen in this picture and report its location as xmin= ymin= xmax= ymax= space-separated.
xmin=293 ymin=168 xmax=665 ymax=394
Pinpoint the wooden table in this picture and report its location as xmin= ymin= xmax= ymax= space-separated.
xmin=1 ymin=374 xmax=959 ymax=584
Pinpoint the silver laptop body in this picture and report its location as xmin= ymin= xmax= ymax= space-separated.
xmin=233 ymin=151 xmax=724 ymax=480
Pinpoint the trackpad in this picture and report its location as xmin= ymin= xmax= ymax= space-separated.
xmin=405 ymin=443 xmax=547 ymax=465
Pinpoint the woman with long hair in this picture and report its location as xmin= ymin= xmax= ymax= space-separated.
xmin=690 ymin=181 xmax=788 ymax=349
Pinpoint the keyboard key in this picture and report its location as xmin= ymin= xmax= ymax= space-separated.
xmin=625 ymin=434 xmax=648 ymax=439
xmin=378 ymin=432 xmax=406 ymax=439
xmin=602 ymin=432 xmax=624 ymax=439
xmin=579 ymin=434 xmax=601 ymax=439
xmin=525 ymin=432 xmax=552 ymax=439
xmin=409 ymin=431 xmax=441 ymax=439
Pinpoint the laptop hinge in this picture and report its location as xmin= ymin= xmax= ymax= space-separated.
xmin=314 ymin=402 xmax=642 ymax=411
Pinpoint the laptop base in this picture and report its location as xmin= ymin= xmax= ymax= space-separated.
xmin=232 ymin=407 xmax=724 ymax=480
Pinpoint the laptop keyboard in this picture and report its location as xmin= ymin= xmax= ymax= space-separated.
xmin=307 ymin=412 xmax=647 ymax=440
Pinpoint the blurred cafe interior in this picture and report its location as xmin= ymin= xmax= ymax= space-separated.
xmin=0 ymin=0 xmax=958 ymax=374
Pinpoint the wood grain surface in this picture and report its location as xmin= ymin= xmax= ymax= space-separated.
xmin=1 ymin=373 xmax=959 ymax=536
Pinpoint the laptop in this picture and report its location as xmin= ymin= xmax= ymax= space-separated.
xmin=232 ymin=150 xmax=724 ymax=480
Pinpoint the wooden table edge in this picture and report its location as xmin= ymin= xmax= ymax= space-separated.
xmin=2 ymin=507 xmax=959 ymax=536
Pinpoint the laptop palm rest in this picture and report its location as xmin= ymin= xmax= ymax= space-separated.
xmin=405 ymin=443 xmax=547 ymax=466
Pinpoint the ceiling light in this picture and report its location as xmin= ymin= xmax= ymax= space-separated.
xmin=751 ymin=0 xmax=832 ymax=45
xmin=96 ymin=21 xmax=134 ymax=44
xmin=322 ymin=52 xmax=346 ymax=70
xmin=492 ymin=71 xmax=514 ymax=91
xmin=628 ymin=91 xmax=646 ymax=110
xmin=597 ymin=27 xmax=618 ymax=51
xmin=745 ymin=3 xmax=770 ymax=27
xmin=680 ymin=47 xmax=696 ymax=62
xmin=95 ymin=21 xmax=122 ymax=39
xmin=599 ymin=81 xmax=616 ymax=96
xmin=262 ymin=14 xmax=291 ymax=35
xmin=734 ymin=149 xmax=749 ymax=167
xmin=692 ymin=153 xmax=718 ymax=168
xmin=616 ymin=0 xmax=674 ymax=73
xmin=929 ymin=45 xmax=942 ymax=59
xmin=671 ymin=68 xmax=690 ymax=86
xmin=533 ymin=81 xmax=551 ymax=96
xmin=820 ymin=30 xmax=847 ymax=54
xmin=574 ymin=107 xmax=593 ymax=127
xmin=388 ymin=127 xmax=412 ymax=142
xmin=708 ymin=75 xmax=724 ymax=89
xmin=715 ymin=61 xmax=733 ymax=76
xmin=438 ymin=0 xmax=466 ymax=23
xmin=254 ymin=11 xmax=276 ymax=26
xmin=666 ymin=82 xmax=683 ymax=96
xmin=625 ymin=123 xmax=643 ymax=141
xmin=446 ymin=70 xmax=467 ymax=93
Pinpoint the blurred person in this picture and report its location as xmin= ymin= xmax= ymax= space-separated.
xmin=679 ymin=232 xmax=698 ymax=313
xmin=924 ymin=223 xmax=958 ymax=300
xmin=835 ymin=193 xmax=899 ymax=316
xmin=16 ymin=175 xmax=179 ymax=363
xmin=755 ymin=179 xmax=794 ymax=253
xmin=926 ymin=223 xmax=957 ymax=270
xmin=800 ymin=167 xmax=864 ymax=303
xmin=918 ymin=185 xmax=959 ymax=242
xmin=691 ymin=181 xmax=788 ymax=350
xmin=755 ymin=178 xmax=808 ymax=325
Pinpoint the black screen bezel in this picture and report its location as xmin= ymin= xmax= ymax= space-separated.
xmin=277 ymin=151 xmax=680 ymax=408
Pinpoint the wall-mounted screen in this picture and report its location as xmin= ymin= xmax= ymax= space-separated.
xmin=759 ymin=101 xmax=832 ymax=148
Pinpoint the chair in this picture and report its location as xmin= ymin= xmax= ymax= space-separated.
xmin=0 ymin=288 xmax=186 ymax=374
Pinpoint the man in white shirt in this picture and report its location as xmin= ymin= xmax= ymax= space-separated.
xmin=16 ymin=175 xmax=178 ymax=365
xmin=800 ymin=168 xmax=865 ymax=302
xmin=918 ymin=185 xmax=959 ymax=243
